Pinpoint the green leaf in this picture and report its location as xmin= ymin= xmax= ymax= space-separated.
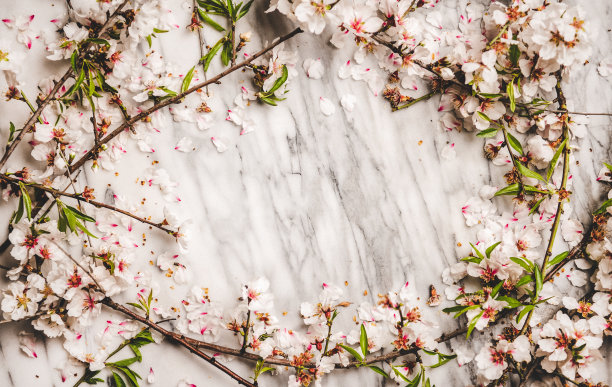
xmin=478 ymin=93 xmax=502 ymax=99
xmin=529 ymin=197 xmax=545 ymax=215
xmin=201 ymin=38 xmax=224 ymax=72
xmin=476 ymin=111 xmax=491 ymax=122
xmin=461 ymin=255 xmax=482 ymax=264
xmin=547 ymin=138 xmax=567 ymax=182
xmin=146 ymin=35 xmax=152 ymax=48
xmin=75 ymin=220 xmax=97 ymax=238
xmin=392 ymin=367 xmax=412 ymax=383
xmin=181 ymin=66 xmax=195 ymax=93
xmin=66 ymin=205 xmax=95 ymax=222
xmin=469 ymin=243 xmax=484 ymax=260
xmin=442 ymin=305 xmax=468 ymax=314
xmin=594 ymin=198 xmax=612 ymax=215
xmin=496 ymin=295 xmax=522 ymax=309
xmin=533 ymin=265 xmax=543 ymax=298
xmin=452 ymin=304 xmax=480 ymax=319
xmin=360 ymin=324 xmax=369 ymax=356
xmin=197 ymin=9 xmax=225 ymax=31
xmin=221 ymin=38 xmax=232 ymax=66
xmin=466 ymin=311 xmax=483 ymax=339
xmin=516 ymin=305 xmax=533 ymax=323
xmin=368 ymin=365 xmax=389 ymax=378
xmin=490 ymin=281 xmax=503 ymax=298
xmin=516 ymin=274 xmax=532 ymax=288
xmin=153 ymin=28 xmax=169 ymax=34
xmin=127 ymin=302 xmax=145 ymax=311
xmin=108 ymin=357 xmax=139 ymax=368
xmin=18 ymin=182 xmax=32 ymax=220
xmin=515 ymin=161 xmax=545 ymax=182
xmin=267 ymin=65 xmax=289 ymax=94
xmin=258 ymin=95 xmax=278 ymax=106
xmin=547 ymin=251 xmax=569 ymax=268
xmin=14 ymin=195 xmax=24 ymax=224
xmin=70 ymin=49 xmax=79 ymax=72
xmin=604 ymin=162 xmax=612 ymax=172
xmin=507 ymin=80 xmax=516 ymax=112
xmin=339 ymin=344 xmax=363 ymax=362
xmin=238 ymin=0 xmax=254 ymax=19
xmin=506 ymin=131 xmax=523 ymax=155
xmin=476 ymin=127 xmax=498 ymax=138
xmin=510 ymin=256 xmax=533 ymax=273
xmin=509 ymin=44 xmax=520 ymax=66
xmin=494 ymin=183 xmax=519 ymax=196
xmin=485 ymin=242 xmax=501 ymax=258
xmin=64 ymin=69 xmax=86 ymax=98
xmin=111 ymin=372 xmax=127 ymax=387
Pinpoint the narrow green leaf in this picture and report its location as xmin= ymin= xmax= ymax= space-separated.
xmin=181 ymin=66 xmax=195 ymax=93
xmin=478 ymin=93 xmax=502 ymax=99
xmin=507 ymin=80 xmax=516 ymax=112
xmin=18 ymin=182 xmax=32 ymax=220
xmin=594 ymin=198 xmax=612 ymax=215
xmin=201 ymin=38 xmax=224 ymax=72
xmin=238 ymin=0 xmax=254 ymax=19
xmin=14 ymin=195 xmax=24 ymax=224
xmin=509 ymin=44 xmax=520 ymax=66
xmin=368 ymin=365 xmax=389 ymax=378
xmin=547 ymin=138 xmax=567 ymax=182
xmin=108 ymin=357 xmax=139 ymax=368
xmin=197 ymin=9 xmax=225 ymax=31
xmin=490 ymin=281 xmax=503 ymax=298
xmin=510 ymin=257 xmax=533 ymax=273
xmin=469 ymin=243 xmax=484 ymax=259
xmin=66 ymin=205 xmax=95 ymax=222
xmin=476 ymin=111 xmax=491 ymax=122
xmin=485 ymin=242 xmax=501 ymax=258
xmin=111 ymin=372 xmax=127 ymax=387
xmin=516 ymin=274 xmax=532 ymax=288
xmin=496 ymin=295 xmax=522 ymax=309
xmin=221 ymin=38 xmax=232 ymax=66
xmin=533 ymin=266 xmax=543 ymax=298
xmin=476 ymin=127 xmax=498 ymax=138
xmin=466 ymin=311 xmax=483 ymax=338
xmin=339 ymin=344 xmax=363 ymax=362
xmin=360 ymin=324 xmax=369 ymax=356
xmin=516 ymin=305 xmax=533 ymax=323
xmin=604 ymin=162 xmax=612 ymax=172
xmin=267 ymin=65 xmax=289 ymax=94
xmin=515 ymin=161 xmax=545 ymax=182
xmin=494 ymin=183 xmax=520 ymax=197
xmin=547 ymin=251 xmax=569 ymax=268
xmin=506 ymin=131 xmax=523 ymax=155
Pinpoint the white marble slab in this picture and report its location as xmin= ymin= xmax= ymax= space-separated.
xmin=0 ymin=0 xmax=611 ymax=386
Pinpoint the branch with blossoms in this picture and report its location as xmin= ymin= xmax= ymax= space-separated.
xmin=1 ymin=0 xmax=612 ymax=387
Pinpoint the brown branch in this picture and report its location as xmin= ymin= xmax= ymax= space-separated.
xmin=518 ymin=70 xmax=571 ymax=336
xmin=68 ymin=27 xmax=302 ymax=173
xmin=0 ymin=174 xmax=177 ymax=236
xmin=102 ymin=298 xmax=257 ymax=387
xmin=0 ymin=0 xmax=129 ymax=171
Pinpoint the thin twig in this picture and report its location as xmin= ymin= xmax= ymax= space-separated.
xmin=0 ymin=174 xmax=177 ymax=236
xmin=102 ymin=298 xmax=257 ymax=387
xmin=519 ymin=70 xmax=572 ymax=336
xmin=68 ymin=27 xmax=303 ymax=173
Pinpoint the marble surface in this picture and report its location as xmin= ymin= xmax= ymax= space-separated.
xmin=0 ymin=0 xmax=611 ymax=386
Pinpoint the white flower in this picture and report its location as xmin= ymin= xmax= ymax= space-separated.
xmin=294 ymin=0 xmax=337 ymax=34
xmin=1 ymin=281 xmax=42 ymax=320
xmin=242 ymin=277 xmax=274 ymax=312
